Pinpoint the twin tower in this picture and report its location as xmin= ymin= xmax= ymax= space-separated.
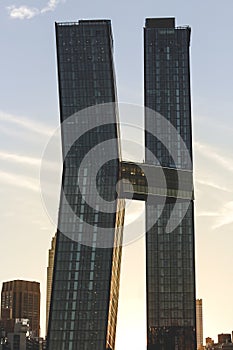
xmin=47 ymin=18 xmax=196 ymax=350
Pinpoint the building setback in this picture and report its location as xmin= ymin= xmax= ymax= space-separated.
xmin=47 ymin=18 xmax=196 ymax=350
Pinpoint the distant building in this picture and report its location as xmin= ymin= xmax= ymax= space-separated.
xmin=0 ymin=324 xmax=10 ymax=350
xmin=46 ymin=234 xmax=56 ymax=334
xmin=0 ymin=342 xmax=10 ymax=350
xmin=26 ymin=336 xmax=46 ymax=350
xmin=196 ymin=299 xmax=204 ymax=350
xmin=218 ymin=334 xmax=232 ymax=344
xmin=0 ymin=308 xmax=15 ymax=334
xmin=205 ymin=334 xmax=233 ymax=349
xmin=7 ymin=318 xmax=29 ymax=350
xmin=1 ymin=280 xmax=40 ymax=337
xmin=221 ymin=344 xmax=233 ymax=350
xmin=7 ymin=319 xmax=46 ymax=350
xmin=206 ymin=337 xmax=214 ymax=347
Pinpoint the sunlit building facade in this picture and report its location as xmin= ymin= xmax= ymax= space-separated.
xmin=196 ymin=299 xmax=203 ymax=350
xmin=46 ymin=234 xmax=56 ymax=334
xmin=1 ymin=280 xmax=40 ymax=338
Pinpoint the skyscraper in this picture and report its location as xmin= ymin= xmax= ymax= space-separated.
xmin=46 ymin=234 xmax=56 ymax=334
xmin=196 ymin=299 xmax=203 ymax=350
xmin=47 ymin=20 xmax=124 ymax=350
xmin=1 ymin=280 xmax=40 ymax=337
xmin=47 ymin=18 xmax=196 ymax=350
xmin=144 ymin=18 xmax=196 ymax=349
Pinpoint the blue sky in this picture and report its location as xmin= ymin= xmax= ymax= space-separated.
xmin=1 ymin=0 xmax=233 ymax=348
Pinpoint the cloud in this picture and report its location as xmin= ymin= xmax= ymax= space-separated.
xmin=194 ymin=141 xmax=233 ymax=230
xmin=0 ymin=170 xmax=39 ymax=192
xmin=7 ymin=0 xmax=64 ymax=20
xmin=41 ymin=0 xmax=61 ymax=13
xmin=195 ymin=179 xmax=232 ymax=193
xmin=0 ymin=111 xmax=54 ymax=136
xmin=197 ymin=211 xmax=219 ymax=217
xmin=7 ymin=5 xmax=39 ymax=19
xmin=0 ymin=150 xmax=60 ymax=173
xmin=212 ymin=201 xmax=233 ymax=229
xmin=195 ymin=114 xmax=233 ymax=134
xmin=0 ymin=151 xmax=41 ymax=166
xmin=194 ymin=141 xmax=233 ymax=173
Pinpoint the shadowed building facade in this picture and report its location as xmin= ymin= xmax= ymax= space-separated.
xmin=144 ymin=18 xmax=196 ymax=349
xmin=47 ymin=18 xmax=196 ymax=350
xmin=47 ymin=20 xmax=124 ymax=350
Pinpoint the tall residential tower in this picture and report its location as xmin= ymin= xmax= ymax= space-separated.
xmin=47 ymin=20 xmax=124 ymax=350
xmin=144 ymin=18 xmax=196 ymax=349
xmin=47 ymin=18 xmax=196 ymax=350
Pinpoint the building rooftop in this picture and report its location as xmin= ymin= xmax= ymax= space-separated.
xmin=56 ymin=19 xmax=111 ymax=26
xmin=145 ymin=18 xmax=175 ymax=28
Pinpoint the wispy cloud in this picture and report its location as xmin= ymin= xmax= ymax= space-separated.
xmin=194 ymin=141 xmax=233 ymax=173
xmin=195 ymin=179 xmax=232 ymax=193
xmin=0 ymin=111 xmax=54 ymax=136
xmin=0 ymin=150 xmax=60 ymax=173
xmin=0 ymin=170 xmax=39 ymax=192
xmin=41 ymin=0 xmax=61 ymax=13
xmin=0 ymin=151 xmax=41 ymax=166
xmin=194 ymin=141 xmax=233 ymax=230
xmin=7 ymin=0 xmax=64 ymax=20
xmin=7 ymin=5 xmax=39 ymax=19
xmin=195 ymin=114 xmax=233 ymax=134
xmin=212 ymin=201 xmax=233 ymax=229
xmin=197 ymin=211 xmax=219 ymax=217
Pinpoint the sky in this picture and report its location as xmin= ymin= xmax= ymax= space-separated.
xmin=0 ymin=0 xmax=233 ymax=348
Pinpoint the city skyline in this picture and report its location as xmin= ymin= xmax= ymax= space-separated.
xmin=0 ymin=0 xmax=233 ymax=349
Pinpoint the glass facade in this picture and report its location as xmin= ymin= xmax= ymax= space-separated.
xmin=47 ymin=20 xmax=124 ymax=350
xmin=144 ymin=18 xmax=196 ymax=349
xmin=47 ymin=17 xmax=196 ymax=350
xmin=121 ymin=161 xmax=193 ymax=201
